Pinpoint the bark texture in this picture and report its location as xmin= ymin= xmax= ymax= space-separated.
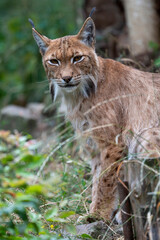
xmin=124 ymin=0 xmax=159 ymax=56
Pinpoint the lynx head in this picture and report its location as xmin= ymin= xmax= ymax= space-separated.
xmin=31 ymin=17 xmax=99 ymax=101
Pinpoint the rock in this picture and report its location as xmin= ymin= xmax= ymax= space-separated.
xmin=0 ymin=103 xmax=52 ymax=138
xmin=0 ymin=105 xmax=37 ymax=134
xmin=62 ymin=221 xmax=123 ymax=240
xmin=1 ymin=105 xmax=37 ymax=120
xmin=76 ymin=221 xmax=108 ymax=239
xmin=27 ymin=102 xmax=44 ymax=118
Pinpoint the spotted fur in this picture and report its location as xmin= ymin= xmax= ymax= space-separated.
xmin=31 ymin=17 xmax=160 ymax=220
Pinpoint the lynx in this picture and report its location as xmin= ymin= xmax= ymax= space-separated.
xmin=30 ymin=16 xmax=160 ymax=220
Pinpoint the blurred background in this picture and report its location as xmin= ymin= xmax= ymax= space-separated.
xmin=0 ymin=2 xmax=159 ymax=238
xmin=0 ymin=0 xmax=160 ymax=138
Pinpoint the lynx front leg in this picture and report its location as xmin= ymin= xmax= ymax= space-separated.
xmin=90 ymin=144 xmax=124 ymax=220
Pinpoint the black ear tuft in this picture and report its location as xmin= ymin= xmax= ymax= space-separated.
xmin=28 ymin=18 xmax=35 ymax=28
xmin=29 ymin=18 xmax=50 ymax=56
xmin=77 ymin=17 xmax=95 ymax=48
xmin=89 ymin=7 xmax=96 ymax=18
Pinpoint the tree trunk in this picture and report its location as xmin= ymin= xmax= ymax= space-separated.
xmin=123 ymin=0 xmax=159 ymax=56
xmin=127 ymin=160 xmax=160 ymax=240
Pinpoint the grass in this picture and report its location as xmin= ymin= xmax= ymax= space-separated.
xmin=0 ymin=121 xmax=94 ymax=240
xmin=0 ymin=108 xmax=159 ymax=239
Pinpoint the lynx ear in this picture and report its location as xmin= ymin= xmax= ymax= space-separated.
xmin=77 ymin=17 xmax=95 ymax=48
xmin=32 ymin=28 xmax=50 ymax=55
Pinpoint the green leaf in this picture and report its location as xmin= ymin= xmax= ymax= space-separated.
xmin=15 ymin=195 xmax=40 ymax=212
xmin=28 ymin=211 xmax=41 ymax=222
xmin=46 ymin=217 xmax=68 ymax=223
xmin=149 ymin=41 xmax=159 ymax=51
xmin=14 ymin=207 xmax=28 ymax=222
xmin=65 ymin=224 xmax=77 ymax=235
xmin=8 ymin=179 xmax=27 ymax=188
xmin=80 ymin=233 xmax=93 ymax=239
xmin=154 ymin=57 xmax=160 ymax=67
xmin=59 ymin=211 xmax=75 ymax=218
xmin=0 ymin=225 xmax=7 ymax=234
xmin=26 ymin=185 xmax=43 ymax=194
xmin=17 ymin=223 xmax=27 ymax=235
xmin=26 ymin=222 xmax=40 ymax=234
xmin=59 ymin=199 xmax=68 ymax=208
xmin=1 ymin=155 xmax=13 ymax=164
xmin=19 ymin=154 xmax=44 ymax=169
xmin=45 ymin=206 xmax=59 ymax=219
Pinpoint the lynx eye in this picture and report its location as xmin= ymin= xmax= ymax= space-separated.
xmin=48 ymin=59 xmax=60 ymax=66
xmin=73 ymin=55 xmax=84 ymax=64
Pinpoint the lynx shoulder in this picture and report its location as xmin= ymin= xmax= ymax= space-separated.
xmin=31 ymin=17 xmax=160 ymax=220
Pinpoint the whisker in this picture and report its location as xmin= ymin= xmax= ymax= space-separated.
xmin=51 ymin=80 xmax=62 ymax=84
xmin=74 ymin=76 xmax=81 ymax=80
xmin=51 ymin=78 xmax=62 ymax=82
xmin=36 ymin=80 xmax=48 ymax=84
xmin=73 ymin=79 xmax=81 ymax=83
xmin=57 ymin=84 xmax=65 ymax=87
xmin=73 ymin=75 xmax=90 ymax=82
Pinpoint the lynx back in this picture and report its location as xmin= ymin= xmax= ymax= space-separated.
xmin=30 ymin=16 xmax=160 ymax=222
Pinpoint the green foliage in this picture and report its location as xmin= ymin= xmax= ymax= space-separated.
xmin=148 ymin=41 xmax=160 ymax=69
xmin=0 ymin=131 xmax=91 ymax=239
xmin=149 ymin=41 xmax=160 ymax=52
xmin=154 ymin=57 xmax=160 ymax=68
xmin=0 ymin=0 xmax=83 ymax=107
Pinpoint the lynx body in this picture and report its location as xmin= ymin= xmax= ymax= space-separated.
xmin=31 ymin=17 xmax=160 ymax=219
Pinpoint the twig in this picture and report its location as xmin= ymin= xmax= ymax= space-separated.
xmin=118 ymin=181 xmax=134 ymax=240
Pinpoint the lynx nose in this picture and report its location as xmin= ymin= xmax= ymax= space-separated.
xmin=62 ymin=76 xmax=72 ymax=83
